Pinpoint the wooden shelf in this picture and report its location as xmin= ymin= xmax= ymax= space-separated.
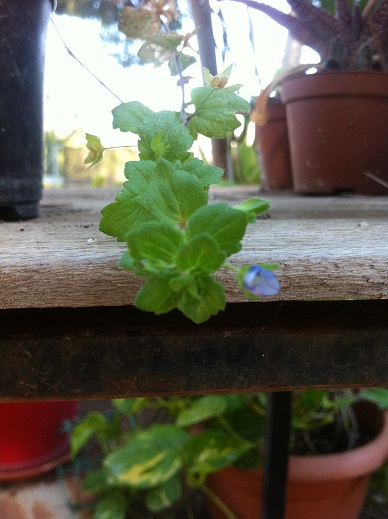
xmin=1 ymin=187 xmax=387 ymax=309
xmin=0 ymin=187 xmax=387 ymax=400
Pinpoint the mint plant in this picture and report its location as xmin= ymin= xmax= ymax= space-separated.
xmin=85 ymin=3 xmax=279 ymax=324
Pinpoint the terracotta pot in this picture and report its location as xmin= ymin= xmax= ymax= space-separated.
xmin=281 ymin=71 xmax=388 ymax=195
xmin=0 ymin=401 xmax=79 ymax=481
xmin=0 ymin=0 xmax=53 ymax=220
xmin=207 ymin=403 xmax=388 ymax=519
xmin=255 ymin=102 xmax=292 ymax=190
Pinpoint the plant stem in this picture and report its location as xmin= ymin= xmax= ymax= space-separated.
xmin=50 ymin=18 xmax=124 ymax=104
xmin=201 ymin=484 xmax=237 ymax=519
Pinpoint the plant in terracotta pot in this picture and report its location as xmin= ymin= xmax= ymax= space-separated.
xmin=228 ymin=0 xmax=388 ymax=195
xmin=0 ymin=0 xmax=56 ymax=220
xmin=85 ymin=1 xmax=280 ymax=324
xmin=69 ymin=389 xmax=388 ymax=519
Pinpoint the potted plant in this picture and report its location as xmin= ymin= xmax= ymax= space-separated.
xmin=0 ymin=0 xmax=55 ymax=220
xmin=69 ymin=389 xmax=388 ymax=518
xmin=233 ymin=0 xmax=388 ymax=194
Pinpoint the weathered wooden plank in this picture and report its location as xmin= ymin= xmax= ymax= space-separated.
xmin=0 ymin=300 xmax=387 ymax=401
xmin=0 ymin=188 xmax=387 ymax=309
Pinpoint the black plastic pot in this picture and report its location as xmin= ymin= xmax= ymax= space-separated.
xmin=0 ymin=0 xmax=53 ymax=220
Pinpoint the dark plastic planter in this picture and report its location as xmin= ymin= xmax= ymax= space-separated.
xmin=0 ymin=0 xmax=53 ymax=220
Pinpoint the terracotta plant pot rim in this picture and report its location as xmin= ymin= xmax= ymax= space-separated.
xmin=288 ymin=411 xmax=388 ymax=481
xmin=281 ymin=70 xmax=388 ymax=102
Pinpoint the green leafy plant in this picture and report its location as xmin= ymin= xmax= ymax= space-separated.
xmin=86 ymin=3 xmax=279 ymax=324
xmin=70 ymin=389 xmax=388 ymax=519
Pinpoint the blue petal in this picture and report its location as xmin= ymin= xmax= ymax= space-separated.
xmin=243 ymin=265 xmax=280 ymax=296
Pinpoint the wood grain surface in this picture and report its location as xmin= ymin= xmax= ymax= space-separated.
xmin=1 ymin=187 xmax=387 ymax=309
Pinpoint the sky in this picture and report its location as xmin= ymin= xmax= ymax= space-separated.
xmin=43 ymin=1 xmax=316 ymax=142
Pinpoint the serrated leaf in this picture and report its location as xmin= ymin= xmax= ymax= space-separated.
xmin=186 ymin=203 xmax=248 ymax=257
xmin=84 ymin=133 xmax=105 ymax=168
xmin=138 ymin=33 xmax=182 ymax=66
xmin=233 ymin=198 xmax=270 ymax=222
xmin=138 ymin=111 xmax=193 ymax=162
xmin=145 ymin=163 xmax=207 ymax=227
xmin=146 ymin=476 xmax=182 ymax=512
xmin=176 ymin=234 xmax=226 ymax=274
xmin=181 ymin=159 xmax=223 ymax=186
xmin=112 ymin=101 xmax=155 ymax=134
xmin=135 ymin=272 xmax=181 ymax=315
xmin=100 ymin=187 xmax=151 ymax=241
xmin=105 ymin=424 xmax=189 ymax=489
xmin=168 ymin=53 xmax=196 ymax=75
xmin=176 ymin=395 xmax=228 ymax=427
xmin=187 ymin=86 xmax=250 ymax=138
xmin=177 ymin=275 xmax=226 ymax=324
xmin=126 ymin=221 xmax=183 ymax=272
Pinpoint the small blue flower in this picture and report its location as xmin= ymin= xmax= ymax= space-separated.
xmin=243 ymin=265 xmax=280 ymax=296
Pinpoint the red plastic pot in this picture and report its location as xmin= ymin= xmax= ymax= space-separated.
xmin=0 ymin=401 xmax=79 ymax=480
xmin=281 ymin=71 xmax=388 ymax=194
xmin=207 ymin=403 xmax=388 ymax=519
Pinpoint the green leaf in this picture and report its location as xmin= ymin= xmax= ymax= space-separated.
xmin=119 ymin=250 xmax=148 ymax=276
xmin=186 ymin=203 xmax=248 ymax=256
xmin=145 ymin=163 xmax=207 ymax=227
xmin=112 ymin=101 xmax=155 ymax=134
xmin=183 ymin=430 xmax=252 ymax=479
xmin=94 ymin=489 xmax=128 ymax=519
xmin=137 ymin=111 xmax=193 ymax=162
xmin=188 ymin=86 xmax=250 ymax=138
xmin=135 ymin=272 xmax=180 ymax=315
xmin=176 ymin=234 xmax=226 ymax=274
xmin=176 ymin=395 xmax=228 ymax=427
xmin=181 ymin=159 xmax=223 ymax=186
xmin=138 ymin=33 xmax=182 ymax=66
xmin=105 ymin=424 xmax=189 ymax=489
xmin=84 ymin=134 xmax=105 ymax=168
xmin=233 ymin=198 xmax=270 ymax=223
xmin=70 ymin=412 xmax=109 ymax=457
xmin=359 ymin=388 xmax=388 ymax=410
xmin=100 ymin=187 xmax=151 ymax=241
xmin=82 ymin=468 xmax=110 ymax=493
xmin=146 ymin=476 xmax=182 ymax=512
xmin=168 ymin=53 xmax=196 ymax=75
xmin=126 ymin=221 xmax=184 ymax=272
xmin=112 ymin=398 xmax=149 ymax=416
xmin=177 ymin=275 xmax=226 ymax=324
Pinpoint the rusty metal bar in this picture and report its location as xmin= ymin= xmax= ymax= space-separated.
xmin=0 ymin=300 xmax=387 ymax=401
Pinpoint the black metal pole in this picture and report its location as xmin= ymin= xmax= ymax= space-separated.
xmin=261 ymin=391 xmax=292 ymax=519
